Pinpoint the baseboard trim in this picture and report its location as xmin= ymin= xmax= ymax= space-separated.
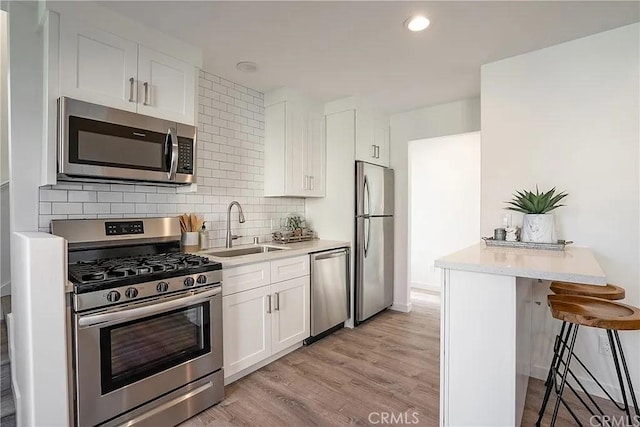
xmin=410 ymin=281 xmax=441 ymax=292
xmin=530 ymin=363 xmax=640 ymax=404
xmin=390 ymin=302 xmax=412 ymax=313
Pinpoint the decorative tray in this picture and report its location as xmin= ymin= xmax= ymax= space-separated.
xmin=271 ymin=230 xmax=317 ymax=244
xmin=482 ymin=237 xmax=573 ymax=251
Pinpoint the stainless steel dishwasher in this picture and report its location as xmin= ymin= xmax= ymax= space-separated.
xmin=305 ymin=247 xmax=350 ymax=344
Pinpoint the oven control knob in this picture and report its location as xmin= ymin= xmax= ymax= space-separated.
xmin=125 ymin=288 xmax=138 ymax=299
xmin=184 ymin=277 xmax=195 ymax=287
xmin=197 ymin=275 xmax=207 ymax=284
xmin=106 ymin=290 xmax=121 ymax=303
xmin=156 ymin=282 xmax=169 ymax=293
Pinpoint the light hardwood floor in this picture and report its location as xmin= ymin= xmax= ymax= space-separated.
xmin=181 ymin=289 xmax=626 ymax=426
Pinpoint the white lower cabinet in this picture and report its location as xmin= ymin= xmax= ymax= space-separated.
xmin=222 ymin=286 xmax=272 ymax=377
xmin=222 ymin=258 xmax=310 ymax=380
xmin=271 ymin=276 xmax=310 ymax=353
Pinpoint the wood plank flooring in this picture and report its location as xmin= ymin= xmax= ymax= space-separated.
xmin=179 ymin=289 xmax=627 ymax=426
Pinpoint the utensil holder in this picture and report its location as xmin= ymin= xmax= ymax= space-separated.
xmin=181 ymin=232 xmax=200 ymax=252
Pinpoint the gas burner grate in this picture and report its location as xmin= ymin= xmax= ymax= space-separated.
xmin=69 ymin=252 xmax=212 ymax=284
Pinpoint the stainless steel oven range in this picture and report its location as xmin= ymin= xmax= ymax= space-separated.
xmin=52 ymin=217 xmax=223 ymax=427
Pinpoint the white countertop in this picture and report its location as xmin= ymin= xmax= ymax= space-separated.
xmin=195 ymin=239 xmax=351 ymax=267
xmin=63 ymin=240 xmax=350 ymax=293
xmin=435 ymin=242 xmax=606 ymax=285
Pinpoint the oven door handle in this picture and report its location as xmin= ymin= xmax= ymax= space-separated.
xmin=77 ymin=287 xmax=221 ymax=328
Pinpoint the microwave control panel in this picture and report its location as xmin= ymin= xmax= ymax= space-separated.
xmin=177 ymin=139 xmax=194 ymax=174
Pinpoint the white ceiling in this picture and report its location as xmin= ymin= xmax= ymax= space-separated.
xmin=99 ymin=1 xmax=639 ymax=113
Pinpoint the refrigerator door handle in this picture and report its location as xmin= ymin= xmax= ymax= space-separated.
xmin=364 ymin=217 xmax=371 ymax=258
xmin=364 ymin=175 xmax=371 ymax=217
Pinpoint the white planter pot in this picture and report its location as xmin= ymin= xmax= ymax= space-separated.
xmin=521 ymin=214 xmax=556 ymax=243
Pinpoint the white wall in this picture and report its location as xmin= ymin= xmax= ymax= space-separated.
xmin=409 ymin=132 xmax=480 ymax=290
xmin=481 ymin=23 xmax=640 ymax=397
xmin=8 ymin=0 xmax=42 ymax=234
xmin=390 ymin=98 xmax=480 ymax=309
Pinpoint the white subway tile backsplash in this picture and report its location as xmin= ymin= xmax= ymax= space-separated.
xmin=83 ymin=203 xmax=111 ymax=214
xmin=40 ymin=189 xmax=67 ymax=202
xmin=146 ymin=193 xmax=169 ymax=203
xmin=68 ymin=191 xmax=97 ymax=203
xmin=123 ymin=193 xmax=146 ymax=203
xmin=38 ymin=69 xmax=304 ymax=246
xmin=52 ymin=202 xmax=83 ymax=215
xmin=82 ymin=183 xmax=111 ymax=191
xmin=97 ymin=192 xmax=123 ymax=203
xmin=39 ymin=202 xmax=52 ymax=215
xmin=111 ymin=203 xmax=135 ymax=214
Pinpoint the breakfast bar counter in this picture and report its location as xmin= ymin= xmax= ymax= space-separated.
xmin=435 ymin=243 xmax=606 ymax=426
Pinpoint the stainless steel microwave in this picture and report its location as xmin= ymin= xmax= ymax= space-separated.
xmin=58 ymin=97 xmax=197 ymax=185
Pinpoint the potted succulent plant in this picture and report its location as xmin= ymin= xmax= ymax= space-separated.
xmin=505 ymin=187 xmax=568 ymax=243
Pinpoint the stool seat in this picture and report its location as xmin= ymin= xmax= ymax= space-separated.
xmin=550 ymin=281 xmax=625 ymax=300
xmin=548 ymin=294 xmax=640 ymax=331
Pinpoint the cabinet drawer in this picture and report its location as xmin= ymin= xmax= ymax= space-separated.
xmin=222 ymin=262 xmax=270 ymax=296
xmin=270 ymin=255 xmax=310 ymax=283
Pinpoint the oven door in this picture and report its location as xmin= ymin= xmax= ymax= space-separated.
xmin=58 ymin=97 xmax=196 ymax=185
xmin=74 ymin=286 xmax=222 ymax=427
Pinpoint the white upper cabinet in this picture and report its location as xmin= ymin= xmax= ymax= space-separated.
xmin=60 ymin=17 xmax=139 ymax=112
xmin=136 ymin=46 xmax=195 ymax=124
xmin=306 ymin=111 xmax=326 ymax=196
xmin=59 ymin=16 xmax=196 ymax=125
xmin=355 ymin=110 xmax=389 ymax=167
xmin=264 ymin=89 xmax=326 ymax=198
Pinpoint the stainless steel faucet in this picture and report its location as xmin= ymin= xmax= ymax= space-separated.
xmin=225 ymin=201 xmax=246 ymax=248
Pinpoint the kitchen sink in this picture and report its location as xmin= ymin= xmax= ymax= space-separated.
xmin=205 ymin=246 xmax=285 ymax=257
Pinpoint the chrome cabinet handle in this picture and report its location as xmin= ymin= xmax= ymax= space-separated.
xmin=309 ymin=176 xmax=314 ymax=191
xmin=274 ymin=292 xmax=280 ymax=311
xmin=128 ymin=77 xmax=135 ymax=102
xmin=266 ymin=294 xmax=272 ymax=314
xmin=167 ymin=127 xmax=178 ymax=180
xmin=372 ymin=144 xmax=376 ymax=158
xmin=143 ymin=82 xmax=150 ymax=106
xmin=376 ymin=145 xmax=380 ymax=158
xmin=303 ymin=175 xmax=308 ymax=190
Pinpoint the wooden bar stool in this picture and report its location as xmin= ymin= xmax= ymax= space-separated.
xmin=550 ymin=282 xmax=625 ymax=300
xmin=536 ymin=282 xmax=627 ymax=426
xmin=537 ymin=294 xmax=640 ymax=426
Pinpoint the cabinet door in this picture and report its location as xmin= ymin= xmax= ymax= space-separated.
xmin=306 ymin=111 xmax=326 ymax=196
xmin=373 ymin=122 xmax=390 ymax=167
xmin=285 ymin=103 xmax=307 ymax=196
xmin=59 ymin=17 xmax=138 ymax=112
xmin=223 ymin=286 xmax=272 ymax=378
xmin=271 ymin=276 xmax=310 ymax=353
xmin=355 ymin=112 xmax=378 ymax=164
xmin=137 ymin=46 xmax=196 ymax=125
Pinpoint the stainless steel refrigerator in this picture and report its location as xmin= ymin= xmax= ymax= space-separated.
xmin=355 ymin=161 xmax=394 ymax=324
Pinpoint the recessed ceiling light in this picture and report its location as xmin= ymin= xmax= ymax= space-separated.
xmin=236 ymin=61 xmax=258 ymax=73
xmin=404 ymin=15 xmax=430 ymax=32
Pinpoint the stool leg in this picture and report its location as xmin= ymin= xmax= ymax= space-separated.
xmin=610 ymin=331 xmax=640 ymax=421
xmin=551 ymin=325 xmax=579 ymax=427
xmin=537 ymin=322 xmax=570 ymax=426
xmin=607 ymin=330 xmax=632 ymax=423
xmin=613 ymin=331 xmax=640 ymax=417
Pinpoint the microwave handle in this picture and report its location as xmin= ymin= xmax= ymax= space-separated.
xmin=167 ymin=127 xmax=178 ymax=180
